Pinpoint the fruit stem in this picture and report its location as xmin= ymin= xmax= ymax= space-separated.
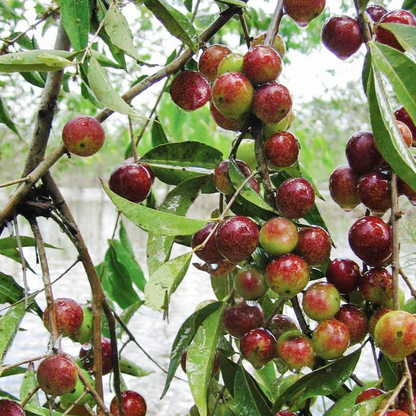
xmin=128 ymin=116 xmax=139 ymax=162
xmin=404 ymin=359 xmax=416 ymax=415
xmin=238 ymin=12 xmax=252 ymax=48
xmin=291 ymin=295 xmax=311 ymax=337
xmin=0 ymin=176 xmax=31 ymax=188
xmin=353 ymin=0 xmax=373 ymax=46
xmin=264 ymin=297 xmax=286 ymax=326
xmin=377 ymin=374 xmax=407 ymax=415
xmin=399 ymin=267 xmax=416 ymax=301
xmin=391 ymin=172 xmax=401 ymax=310
xmin=264 ymin=0 xmax=284 ymax=47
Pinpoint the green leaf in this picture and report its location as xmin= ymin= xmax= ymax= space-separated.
xmin=0 ymin=236 xmax=59 ymax=250
xmin=161 ymin=301 xmax=223 ymax=398
xmin=228 ymin=159 xmax=277 ymax=214
xmin=20 ymin=71 xmax=46 ymax=88
xmin=0 ymin=302 xmax=26 ymax=364
xmin=0 ymin=366 xmax=26 ymax=377
xmin=377 ymin=23 xmax=416 ymax=53
xmin=119 ymin=220 xmax=134 ymax=257
xmin=144 ymin=0 xmax=199 ymax=52
xmin=104 ymin=4 xmax=141 ymax=61
xmin=0 ymin=95 xmax=21 ymax=139
xmin=187 ymin=305 xmax=225 ymax=416
xmin=184 ymin=0 xmax=193 ymax=12
xmin=151 ymin=116 xmax=169 ymax=146
xmin=140 ymin=141 xmax=223 ymax=186
xmin=234 ymin=364 xmax=274 ymax=416
xmin=356 ymin=0 xmax=369 ymax=12
xmin=272 ymin=348 xmax=362 ymax=411
xmin=378 ymin=353 xmax=398 ymax=391
xmin=119 ymin=299 xmax=144 ymax=327
xmin=403 ymin=0 xmax=416 ymax=15
xmin=144 ymin=251 xmax=193 ymax=312
xmin=215 ymin=0 xmax=247 ymax=6
xmin=119 ymin=355 xmax=153 ymax=377
xmin=0 ymin=50 xmax=77 ymax=73
xmin=103 ymin=181 xmax=207 ymax=236
xmin=147 ymin=176 xmax=206 ymax=275
xmin=61 ymin=0 xmax=90 ymax=50
xmin=20 ymin=364 xmax=44 ymax=415
xmin=0 ymin=0 xmax=20 ymax=17
xmin=219 ymin=354 xmax=238 ymax=397
xmin=0 ymin=272 xmax=25 ymax=305
xmin=87 ymin=55 xmax=142 ymax=118
xmin=367 ymin=64 xmax=416 ymax=193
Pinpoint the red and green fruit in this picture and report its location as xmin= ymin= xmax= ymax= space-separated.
xmin=266 ymin=254 xmax=310 ymax=298
xmin=240 ymin=327 xmax=277 ymax=368
xmin=312 ymin=318 xmax=350 ymax=360
xmin=222 ymin=298 xmax=264 ymax=338
xmin=264 ymin=109 xmax=295 ymax=136
xmin=0 ymin=400 xmax=25 ymax=416
xmin=355 ymin=387 xmax=384 ymax=404
xmin=267 ymin=314 xmax=298 ymax=341
xmin=265 ymin=131 xmax=300 ymax=169
xmin=359 ymin=267 xmax=393 ymax=306
xmin=110 ymin=390 xmax=147 ymax=416
xmin=76 ymin=304 xmax=94 ymax=344
xmin=259 ymin=217 xmax=299 ymax=256
xmin=335 ymin=304 xmax=368 ymax=345
xmin=62 ymin=115 xmax=105 ymax=157
xmin=302 ymin=282 xmax=340 ymax=322
xmin=191 ymin=221 xmax=224 ymax=265
xmin=108 ymin=161 xmax=153 ymax=203
xmin=210 ymin=101 xmax=248 ymax=131
xmin=43 ymin=297 xmax=83 ymax=339
xmin=215 ymin=216 xmax=259 ymax=263
xmin=374 ymin=310 xmax=416 ymax=362
xmin=233 ymin=266 xmax=268 ymax=300
xmin=295 ymin=226 xmax=331 ymax=266
xmin=251 ymin=33 xmax=286 ymax=57
xmin=243 ymin=45 xmax=282 ymax=85
xmin=37 ymin=354 xmax=78 ymax=396
xmin=170 ymin=70 xmax=211 ymax=111
xmin=60 ymin=367 xmax=95 ymax=408
xmin=283 ymin=0 xmax=326 ymax=27
xmin=276 ymin=330 xmax=314 ymax=372
xmin=326 ymin=257 xmax=361 ymax=294
xmin=236 ymin=138 xmax=257 ymax=171
xmin=198 ymin=44 xmax=232 ymax=82
xmin=217 ymin=53 xmax=244 ymax=75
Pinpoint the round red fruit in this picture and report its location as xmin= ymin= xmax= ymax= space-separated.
xmin=110 ymin=390 xmax=147 ymax=416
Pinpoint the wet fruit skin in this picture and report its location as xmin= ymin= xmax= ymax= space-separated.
xmin=62 ymin=115 xmax=105 ymax=157
xmin=326 ymin=257 xmax=361 ymax=294
xmin=295 ymin=226 xmax=331 ymax=266
xmin=240 ymin=327 xmax=277 ymax=368
xmin=374 ymin=310 xmax=416 ymax=362
xmin=110 ymin=390 xmax=147 ymax=416
xmin=191 ymin=221 xmax=224 ymax=265
xmin=265 ymin=131 xmax=300 ymax=169
xmin=335 ymin=304 xmax=368 ymax=345
xmin=283 ymin=0 xmax=326 ymax=27
xmin=329 ymin=164 xmax=361 ymax=211
xmin=276 ymin=330 xmax=314 ymax=371
xmin=355 ymin=387 xmax=384 ymax=404
xmin=37 ymin=354 xmax=78 ymax=396
xmin=198 ymin=44 xmax=232 ymax=82
xmin=259 ymin=217 xmax=299 ymax=256
xmin=357 ymin=171 xmax=391 ymax=215
xmin=169 ymin=70 xmax=211 ymax=111
xmin=366 ymin=5 xmax=387 ymax=23
xmin=395 ymin=105 xmax=416 ymax=143
xmin=215 ymin=216 xmax=259 ymax=263
xmin=210 ymin=101 xmax=248 ymax=132
xmin=233 ymin=266 xmax=268 ymax=300
xmin=321 ymin=15 xmax=364 ymax=60
xmin=222 ymin=298 xmax=264 ymax=338
xmin=251 ymin=33 xmax=286 ymax=57
xmin=267 ymin=314 xmax=298 ymax=341
xmin=80 ymin=336 xmax=114 ymax=375
xmin=348 ymin=216 xmax=392 ymax=267
xmin=359 ymin=267 xmax=393 ymax=306
xmin=243 ymin=45 xmax=282 ymax=85
xmin=302 ymin=282 xmax=341 ymax=322
xmin=0 ymin=399 xmax=25 ymax=415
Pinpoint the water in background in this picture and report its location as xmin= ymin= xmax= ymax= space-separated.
xmin=1 ymin=185 xmax=415 ymax=415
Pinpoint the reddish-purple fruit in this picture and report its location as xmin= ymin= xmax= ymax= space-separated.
xmin=213 ymin=159 xmax=260 ymax=195
xmin=345 ymin=131 xmax=384 ymax=174
xmin=335 ymin=304 xmax=368 ymax=345
xmin=265 ymin=131 xmax=300 ymax=169
xmin=0 ymin=400 xmax=25 ymax=416
xmin=62 ymin=115 xmax=105 ymax=157
xmin=259 ymin=217 xmax=299 ymax=256
xmin=240 ymin=327 xmax=277 ymax=368
xmin=312 ymin=318 xmax=350 ymax=360
xmin=266 ymin=254 xmax=310 ymax=298
xmin=108 ymin=161 xmax=152 ymax=203
xmin=243 ymin=45 xmax=282 ymax=85
xmin=222 ymin=298 xmax=264 ymax=338
xmin=233 ymin=266 xmax=268 ymax=300
xmin=359 ymin=267 xmax=393 ymax=307
xmin=267 ymin=314 xmax=298 ymax=341
xmin=253 ymin=82 xmax=292 ymax=125
xmin=375 ymin=9 xmax=416 ymax=51
xmin=210 ymin=102 xmax=248 ymax=131
xmin=348 ymin=216 xmax=392 ymax=267
xmin=276 ymin=330 xmax=314 ymax=371
xmin=369 ymin=307 xmax=391 ymax=338
xmin=251 ymin=33 xmax=286 ymax=57
xmin=398 ymin=176 xmax=416 ymax=205
xmin=302 ymin=282 xmax=341 ymax=322
xmin=37 ymin=354 xmax=78 ymax=396
xmin=355 ymin=387 xmax=384 ymax=404
xmin=366 ymin=5 xmax=387 ymax=23
xmin=329 ymin=164 xmax=361 ymax=211
xmin=110 ymin=390 xmax=147 ymax=416
xmin=43 ymin=297 xmax=83 ymax=339
xmin=199 ymin=44 xmax=232 ymax=82
xmin=397 ymin=120 xmax=413 ymax=147
xmin=215 ymin=216 xmax=259 ymax=263
xmin=321 ymin=16 xmax=364 ymax=60
xmin=274 ymin=412 xmax=297 ymax=416
xmin=326 ymin=258 xmax=361 ymax=294
xmin=80 ymin=336 xmax=113 ymax=375
xmin=275 ymin=177 xmax=315 ymax=219
xmin=283 ymin=0 xmax=326 ymax=27
xmin=357 ymin=171 xmax=391 ymax=215
xmin=191 ymin=221 xmax=224 ymax=265
xmin=170 ymin=70 xmax=211 ymax=111
xmin=395 ymin=105 xmax=416 ymax=143
xmin=212 ymin=72 xmax=254 ymax=119
xmin=124 ymin=158 xmax=155 ymax=184
xmin=295 ymin=226 xmax=331 ymax=266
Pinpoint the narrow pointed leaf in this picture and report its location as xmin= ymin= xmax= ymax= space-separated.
xmin=103 ymin=182 xmax=207 ymax=236
xmin=144 ymin=251 xmax=193 ymax=312
xmin=0 ymin=0 xmax=20 ymax=17
xmin=20 ymin=364 xmax=43 ymax=414
xmin=119 ymin=355 xmax=153 ymax=377
xmin=0 ymin=236 xmax=59 ymax=250
xmin=144 ymin=0 xmax=199 ymax=52
xmin=184 ymin=0 xmax=193 ymax=12
xmin=151 ymin=116 xmax=169 ymax=146
xmin=272 ymin=348 xmax=361 ymax=411
xmin=0 ymin=272 xmax=25 ymax=305
xmin=104 ymin=4 xmax=141 ymax=61
xmin=367 ymin=65 xmax=416 ymax=192
xmin=0 ymin=95 xmax=21 ymax=138
xmin=187 ymin=305 xmax=225 ymax=416
xmin=147 ymin=176 xmax=206 ymax=275
xmin=61 ymin=0 xmax=90 ymax=50
xmin=378 ymin=23 xmax=416 ymax=53
xmin=87 ymin=56 xmax=142 ymax=117
xmin=161 ymin=301 xmax=222 ymax=398
xmin=0 ymin=302 xmax=26 ymax=364
xmin=234 ymin=364 xmax=274 ymax=416
xmin=140 ymin=141 xmax=223 ymax=186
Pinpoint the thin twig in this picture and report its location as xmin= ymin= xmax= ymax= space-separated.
xmin=377 ymin=374 xmax=407 ymax=415
xmin=391 ymin=172 xmax=401 ymax=310
xmin=264 ymin=0 xmax=284 ymax=47
xmin=12 ymin=216 xmax=29 ymax=308
xmin=0 ymin=176 xmax=31 ymax=188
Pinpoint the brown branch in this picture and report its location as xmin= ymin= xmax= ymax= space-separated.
xmin=391 ymin=172 xmax=401 ymax=310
